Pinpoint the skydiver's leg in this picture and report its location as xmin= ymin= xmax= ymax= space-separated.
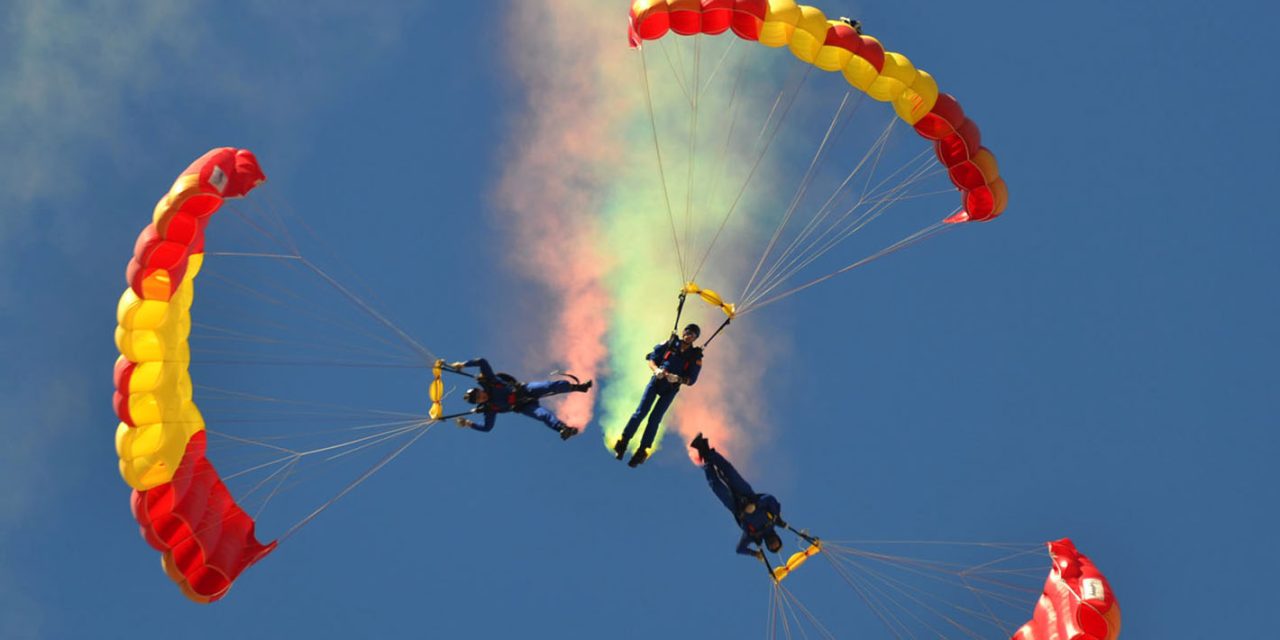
xmin=517 ymin=403 xmax=567 ymax=432
xmin=620 ymin=379 xmax=660 ymax=443
xmin=524 ymin=379 xmax=574 ymax=399
xmin=637 ymin=387 xmax=677 ymax=451
xmin=704 ymin=464 xmax=737 ymax=513
xmin=704 ymin=448 xmax=755 ymax=497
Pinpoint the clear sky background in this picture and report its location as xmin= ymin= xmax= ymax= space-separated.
xmin=1 ymin=1 xmax=1276 ymax=639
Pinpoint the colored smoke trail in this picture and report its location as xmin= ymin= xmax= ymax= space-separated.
xmin=494 ymin=2 xmax=623 ymax=430
xmin=498 ymin=1 xmax=781 ymax=465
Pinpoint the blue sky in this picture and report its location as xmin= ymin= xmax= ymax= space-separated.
xmin=1 ymin=1 xmax=1276 ymax=638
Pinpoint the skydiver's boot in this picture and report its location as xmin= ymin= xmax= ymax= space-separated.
xmin=613 ymin=437 xmax=628 ymax=460
xmin=690 ymin=432 xmax=711 ymax=460
xmin=558 ymin=425 xmax=580 ymax=441
xmin=572 ymin=379 xmax=594 ymax=393
xmin=627 ymin=448 xmax=650 ymax=468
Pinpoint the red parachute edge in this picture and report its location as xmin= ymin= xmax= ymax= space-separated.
xmin=1014 ymin=538 xmax=1122 ymax=640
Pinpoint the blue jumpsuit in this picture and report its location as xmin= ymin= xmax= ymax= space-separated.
xmin=702 ymin=448 xmax=783 ymax=556
xmin=619 ymin=338 xmax=703 ymax=451
xmin=460 ymin=358 xmax=575 ymax=433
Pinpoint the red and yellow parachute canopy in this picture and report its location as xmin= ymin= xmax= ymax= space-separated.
xmin=628 ymin=0 xmax=1007 ymax=223
xmin=114 ymin=148 xmax=275 ymax=603
xmin=1016 ymin=538 xmax=1122 ymax=640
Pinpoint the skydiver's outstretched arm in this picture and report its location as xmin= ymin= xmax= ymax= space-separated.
xmin=737 ymin=533 xmax=762 ymax=558
xmin=460 ymin=355 xmax=499 ymax=378
xmin=457 ymin=410 xmax=496 ymax=432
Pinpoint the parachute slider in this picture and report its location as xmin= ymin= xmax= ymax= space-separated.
xmin=772 ymin=539 xmax=823 ymax=582
xmin=682 ymin=282 xmax=736 ymax=319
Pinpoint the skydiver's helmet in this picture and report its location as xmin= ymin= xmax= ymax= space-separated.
xmin=839 ymin=17 xmax=862 ymax=34
xmin=765 ymin=531 xmax=783 ymax=553
xmin=683 ymin=323 xmax=702 ymax=340
xmin=463 ymin=388 xmax=482 ymax=404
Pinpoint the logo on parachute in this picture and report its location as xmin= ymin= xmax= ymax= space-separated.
xmin=209 ymin=165 xmax=228 ymax=194
xmin=1082 ymin=577 xmax=1107 ymax=602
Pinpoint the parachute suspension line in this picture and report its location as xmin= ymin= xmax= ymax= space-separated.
xmin=298 ymin=256 xmax=436 ymax=364
xmin=819 ymin=549 xmax=910 ymax=639
xmin=748 ymin=100 xmax=883 ymax=295
xmin=242 ymin=195 xmax=405 ymax=329
xmin=218 ymin=195 xmax=430 ymax=364
xmin=192 ymin=268 xmax=416 ymax=363
xmin=199 ymin=252 xmax=423 ymax=365
xmin=192 ymin=324 xmax=416 ymax=369
xmin=747 ymin=178 xmax=948 ymax=308
xmin=694 ymin=66 xmax=815 ymax=289
xmin=735 ymin=63 xmax=826 ymax=302
xmin=770 ymin=581 xmax=838 ymax=640
xmin=225 ymin=204 xmax=300 ymax=260
xmin=682 ymin=34 xmax=702 ymax=283
xmin=197 ymin=384 xmax=423 ymax=422
xmin=742 ymin=92 xmax=857 ymax=301
xmin=827 ymin=550 xmax=969 ymax=639
xmin=656 ymin=37 xmax=694 ymax=109
xmin=698 ymin=36 xmax=738 ymax=98
xmin=742 ymin=147 xmax=946 ymax=309
xmin=639 ymin=45 xmax=688 ymax=284
xmin=183 ymin=422 xmax=435 ymax=547
xmin=249 ymin=456 xmax=301 ymax=521
xmin=200 ymin=253 xmax=411 ymax=358
xmin=740 ymin=221 xmax=953 ymax=315
xmin=769 ymin=582 xmax=797 ymax=640
xmin=279 ymin=420 xmax=434 ymax=542
xmin=766 ymin=584 xmax=780 ymax=640
xmin=237 ymin=190 xmax=302 ymax=258
xmin=690 ymin=55 xmax=749 ymax=283
xmin=822 ymin=543 xmax=1039 ymax=640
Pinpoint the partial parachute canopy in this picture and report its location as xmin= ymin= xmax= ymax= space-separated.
xmin=628 ymin=0 xmax=1007 ymax=222
xmin=1015 ymin=538 xmax=1122 ymax=640
xmin=115 ymin=148 xmax=274 ymax=602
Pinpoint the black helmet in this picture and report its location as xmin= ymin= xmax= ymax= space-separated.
xmin=463 ymin=388 xmax=482 ymax=404
xmin=683 ymin=323 xmax=702 ymax=338
xmin=764 ymin=531 xmax=783 ymax=553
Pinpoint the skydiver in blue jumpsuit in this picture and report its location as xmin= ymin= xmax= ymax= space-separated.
xmin=613 ymin=324 xmax=704 ymax=467
xmin=690 ymin=433 xmax=785 ymax=560
xmin=450 ymin=358 xmax=593 ymax=440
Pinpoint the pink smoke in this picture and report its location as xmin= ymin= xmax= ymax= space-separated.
xmin=494 ymin=3 xmax=626 ymax=430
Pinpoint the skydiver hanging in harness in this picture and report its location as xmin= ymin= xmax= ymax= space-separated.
xmin=449 ymin=358 xmax=593 ymax=440
xmin=690 ymin=433 xmax=786 ymax=562
xmin=612 ymin=323 xmax=704 ymax=467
